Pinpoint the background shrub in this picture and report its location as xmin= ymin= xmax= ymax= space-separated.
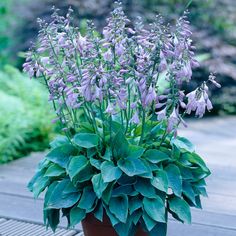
xmin=0 ymin=66 xmax=56 ymax=163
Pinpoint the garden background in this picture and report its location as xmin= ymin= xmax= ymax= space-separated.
xmin=0 ymin=0 xmax=236 ymax=235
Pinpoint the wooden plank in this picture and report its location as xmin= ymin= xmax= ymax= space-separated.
xmin=168 ymin=221 xmax=236 ymax=236
xmin=0 ymin=219 xmax=78 ymax=236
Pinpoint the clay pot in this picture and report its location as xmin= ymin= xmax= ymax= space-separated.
xmin=82 ymin=213 xmax=148 ymax=236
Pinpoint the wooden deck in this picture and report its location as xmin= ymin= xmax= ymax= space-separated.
xmin=0 ymin=117 xmax=236 ymax=236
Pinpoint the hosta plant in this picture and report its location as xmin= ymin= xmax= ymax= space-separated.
xmin=25 ymin=3 xmax=220 ymax=236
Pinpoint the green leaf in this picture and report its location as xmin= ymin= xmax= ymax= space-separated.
xmin=44 ymin=164 xmax=65 ymax=177
xmin=67 ymin=155 xmax=88 ymax=180
xmin=94 ymin=201 xmax=103 ymax=222
xmin=103 ymin=182 xmax=115 ymax=204
xmin=109 ymin=195 xmax=128 ymax=223
xmin=114 ymin=219 xmax=134 ymax=236
xmin=149 ymin=222 xmax=167 ymax=236
xmin=112 ymin=185 xmax=135 ymax=197
xmin=70 ymin=206 xmax=86 ymax=227
xmin=117 ymin=175 xmax=137 ymax=186
xmin=134 ymin=178 xmax=156 ymax=198
xmin=101 ymin=161 xmax=122 ymax=182
xmin=90 ymin=157 xmax=102 ymax=170
xmin=143 ymin=197 xmax=166 ymax=223
xmin=183 ymin=181 xmax=196 ymax=205
xmin=118 ymin=157 xmax=149 ymax=177
xmin=92 ymin=173 xmax=108 ymax=198
xmin=31 ymin=174 xmax=50 ymax=198
xmin=171 ymin=137 xmax=195 ymax=153
xmin=50 ymin=135 xmax=69 ymax=148
xmin=129 ymin=198 xmax=142 ymax=215
xmin=87 ymin=148 xmax=97 ymax=158
xmin=165 ymin=164 xmax=182 ymax=197
xmin=46 ymin=144 xmax=77 ymax=168
xmin=112 ymin=130 xmax=129 ymax=158
xmin=144 ymin=149 xmax=170 ymax=164
xmin=62 ymin=181 xmax=78 ymax=195
xmin=74 ymin=133 xmax=99 ymax=148
xmin=44 ymin=209 xmax=60 ymax=232
xmin=78 ymin=186 xmax=96 ymax=211
xmin=183 ymin=153 xmax=210 ymax=173
xmin=104 ymin=204 xmax=120 ymax=226
xmin=150 ymin=122 xmax=165 ymax=137
xmin=44 ymin=183 xmax=59 ymax=230
xmin=142 ymin=211 xmax=157 ymax=231
xmin=36 ymin=158 xmax=50 ymax=172
xmin=127 ymin=145 xmax=145 ymax=159
xmin=73 ymin=164 xmax=94 ymax=184
xmin=132 ymin=210 xmax=142 ymax=225
xmin=46 ymin=179 xmax=81 ymax=209
xmin=102 ymin=147 xmax=112 ymax=161
xmin=151 ymin=170 xmax=168 ymax=193
xmin=168 ymin=196 xmax=191 ymax=224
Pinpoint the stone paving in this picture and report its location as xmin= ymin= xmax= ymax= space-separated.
xmin=0 ymin=117 xmax=236 ymax=235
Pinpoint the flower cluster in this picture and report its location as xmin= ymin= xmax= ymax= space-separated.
xmin=23 ymin=2 xmax=220 ymax=141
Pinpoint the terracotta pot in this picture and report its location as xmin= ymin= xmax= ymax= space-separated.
xmin=82 ymin=213 xmax=148 ymax=236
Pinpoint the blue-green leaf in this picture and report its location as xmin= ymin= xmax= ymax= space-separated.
xmin=46 ymin=179 xmax=81 ymax=209
xmin=70 ymin=206 xmax=86 ymax=227
xmin=112 ymin=185 xmax=135 ymax=197
xmin=44 ymin=164 xmax=65 ymax=177
xmin=165 ymin=164 xmax=182 ymax=197
xmin=50 ymin=136 xmax=69 ymax=148
xmin=144 ymin=149 xmax=170 ymax=164
xmin=127 ymin=145 xmax=145 ymax=159
xmin=67 ymin=155 xmax=88 ymax=180
xmin=31 ymin=174 xmax=50 ymax=198
xmin=74 ymin=133 xmax=99 ymax=148
xmin=142 ymin=211 xmax=157 ymax=231
xmin=46 ymin=144 xmax=77 ymax=168
xmin=78 ymin=186 xmax=97 ymax=211
xmin=134 ymin=178 xmax=156 ymax=198
xmin=129 ymin=198 xmax=142 ymax=215
xmin=171 ymin=137 xmax=195 ymax=153
xmin=101 ymin=161 xmax=122 ymax=182
xmin=183 ymin=152 xmax=210 ymax=173
xmin=168 ymin=196 xmax=191 ymax=224
xmin=92 ymin=173 xmax=108 ymax=198
xmin=143 ymin=197 xmax=166 ymax=223
xmin=94 ymin=201 xmax=103 ymax=222
xmin=151 ymin=170 xmax=168 ymax=193
xmin=102 ymin=182 xmax=115 ymax=205
xmin=109 ymin=195 xmax=128 ymax=223
xmin=104 ymin=205 xmax=120 ymax=226
xmin=118 ymin=157 xmax=149 ymax=177
xmin=90 ymin=157 xmax=102 ymax=170
xmin=183 ymin=181 xmax=196 ymax=205
xmin=149 ymin=222 xmax=167 ymax=236
xmin=102 ymin=147 xmax=112 ymax=161
xmin=112 ymin=130 xmax=129 ymax=158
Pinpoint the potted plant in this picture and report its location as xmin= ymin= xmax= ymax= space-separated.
xmin=24 ymin=3 xmax=220 ymax=236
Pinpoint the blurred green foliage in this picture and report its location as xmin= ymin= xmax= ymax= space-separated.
xmin=0 ymin=0 xmax=12 ymax=67
xmin=143 ymin=0 xmax=234 ymax=34
xmin=0 ymin=66 xmax=56 ymax=163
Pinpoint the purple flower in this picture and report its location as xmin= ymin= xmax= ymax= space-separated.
xmin=156 ymin=107 xmax=167 ymax=121
xmin=167 ymin=108 xmax=179 ymax=133
xmin=23 ymin=5 xmax=217 ymax=139
xmin=130 ymin=112 xmax=140 ymax=124
xmin=103 ymin=49 xmax=113 ymax=62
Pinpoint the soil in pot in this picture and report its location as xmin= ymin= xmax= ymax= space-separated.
xmin=82 ymin=213 xmax=148 ymax=236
